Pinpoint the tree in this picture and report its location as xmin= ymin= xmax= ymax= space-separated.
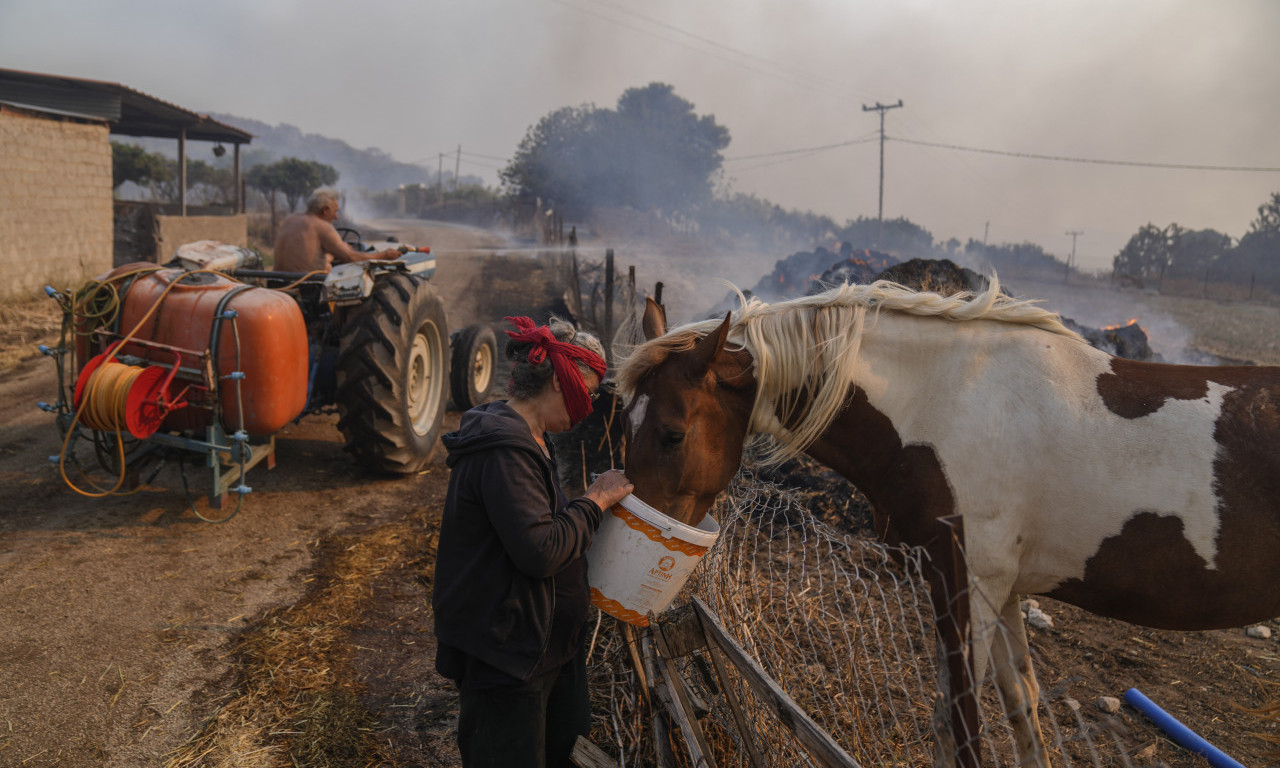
xmin=246 ymin=157 xmax=339 ymax=212
xmin=500 ymin=105 xmax=598 ymax=212
xmin=273 ymin=157 xmax=340 ymax=213
xmin=604 ymin=83 xmax=730 ymax=211
xmin=186 ymin=158 xmax=235 ymax=206
xmin=246 ymin=157 xmax=340 ymax=238
xmin=111 ymin=141 xmax=173 ymax=198
xmin=1114 ymin=224 xmax=1171 ymax=281
xmin=1165 ymin=226 xmax=1231 ymax=280
xmin=1229 ymin=192 xmax=1280 ymax=284
xmin=838 ymin=216 xmax=934 ymax=256
xmin=500 ymin=83 xmax=730 ymax=216
xmin=246 ymin=162 xmax=283 ymax=224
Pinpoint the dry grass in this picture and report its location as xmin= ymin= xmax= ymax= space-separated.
xmin=0 ymin=294 xmax=63 ymax=372
xmin=163 ymin=523 xmax=418 ymax=768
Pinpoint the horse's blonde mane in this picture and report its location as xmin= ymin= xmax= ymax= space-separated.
xmin=618 ymin=276 xmax=1083 ymax=465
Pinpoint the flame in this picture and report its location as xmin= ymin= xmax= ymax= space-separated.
xmin=1101 ymin=318 xmax=1142 ymax=332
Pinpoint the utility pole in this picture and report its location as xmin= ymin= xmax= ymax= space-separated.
xmin=862 ymin=99 xmax=903 ymax=246
xmin=454 ymin=145 xmax=461 ymax=194
xmin=437 ymin=153 xmax=444 ymax=205
xmin=1065 ymin=230 xmax=1082 ymax=284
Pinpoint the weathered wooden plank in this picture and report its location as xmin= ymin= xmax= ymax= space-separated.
xmin=640 ymin=631 xmax=677 ymax=768
xmin=622 ymin=622 xmax=650 ymax=706
xmin=656 ymin=603 xmax=708 ymax=658
xmin=691 ymin=597 xmax=862 ymax=768
xmin=572 ymin=735 xmax=620 ymax=768
xmin=926 ymin=515 xmax=981 ymax=768
xmin=651 ymin=616 xmax=717 ymax=768
xmin=703 ymin=639 xmax=767 ymax=768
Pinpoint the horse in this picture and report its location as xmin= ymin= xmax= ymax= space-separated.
xmin=616 ymin=278 xmax=1280 ymax=767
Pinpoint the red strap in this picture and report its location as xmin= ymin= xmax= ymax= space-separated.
xmin=504 ymin=316 xmax=606 ymax=425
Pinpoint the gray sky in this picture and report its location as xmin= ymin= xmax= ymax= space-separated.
xmin=4 ymin=0 xmax=1279 ymax=269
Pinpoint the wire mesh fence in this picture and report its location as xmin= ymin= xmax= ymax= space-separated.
xmin=586 ymin=468 xmax=1154 ymax=768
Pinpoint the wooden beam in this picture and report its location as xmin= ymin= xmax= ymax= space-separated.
xmin=691 ymin=597 xmax=862 ymax=768
xmin=572 ymin=736 xmax=621 ymax=768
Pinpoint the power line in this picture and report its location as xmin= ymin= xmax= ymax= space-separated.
xmin=462 ymin=150 xmax=509 ymax=162
xmin=572 ymin=0 xmax=869 ymax=101
xmin=548 ymin=0 xmax=866 ymax=102
xmin=890 ymin=135 xmax=1280 ymax=173
xmin=732 ymin=148 xmax=842 ymax=173
xmin=724 ymin=133 xmax=879 ymax=162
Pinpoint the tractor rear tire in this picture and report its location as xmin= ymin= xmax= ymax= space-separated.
xmin=336 ymin=273 xmax=449 ymax=474
xmin=450 ymin=324 xmax=497 ymax=411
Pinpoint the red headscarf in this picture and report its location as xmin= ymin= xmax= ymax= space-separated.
xmin=505 ymin=316 xmax=606 ymax=426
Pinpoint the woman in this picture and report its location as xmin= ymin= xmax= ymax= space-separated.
xmin=432 ymin=315 xmax=633 ymax=768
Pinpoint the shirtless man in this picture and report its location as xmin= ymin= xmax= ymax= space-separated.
xmin=272 ymin=187 xmax=400 ymax=272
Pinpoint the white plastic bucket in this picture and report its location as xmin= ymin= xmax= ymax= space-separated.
xmin=586 ymin=494 xmax=719 ymax=626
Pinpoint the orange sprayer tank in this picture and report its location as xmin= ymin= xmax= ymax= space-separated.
xmin=105 ymin=266 xmax=308 ymax=436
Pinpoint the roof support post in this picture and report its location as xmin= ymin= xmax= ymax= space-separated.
xmin=234 ymin=143 xmax=243 ymax=213
xmin=178 ymin=127 xmax=187 ymax=216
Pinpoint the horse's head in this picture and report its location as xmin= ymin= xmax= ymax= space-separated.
xmin=620 ymin=298 xmax=756 ymax=526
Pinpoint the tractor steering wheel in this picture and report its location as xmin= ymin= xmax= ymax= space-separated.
xmin=336 ymin=227 xmax=362 ymax=248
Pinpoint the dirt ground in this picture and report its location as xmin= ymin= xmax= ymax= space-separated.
xmin=2 ymin=224 xmax=1279 ymax=767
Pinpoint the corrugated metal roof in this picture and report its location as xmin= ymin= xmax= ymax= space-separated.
xmin=0 ymin=99 xmax=106 ymax=122
xmin=0 ymin=67 xmax=252 ymax=144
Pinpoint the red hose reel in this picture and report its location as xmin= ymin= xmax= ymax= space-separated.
xmin=73 ymin=345 xmax=189 ymax=438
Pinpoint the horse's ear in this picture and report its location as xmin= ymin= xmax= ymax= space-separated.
xmin=684 ymin=312 xmax=731 ymax=378
xmin=642 ymin=297 xmax=667 ymax=340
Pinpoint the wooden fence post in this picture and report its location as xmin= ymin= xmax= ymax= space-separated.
xmin=650 ymin=615 xmax=717 ymax=767
xmin=604 ymin=249 xmax=615 ymax=352
xmin=926 ymin=516 xmax=980 ymax=768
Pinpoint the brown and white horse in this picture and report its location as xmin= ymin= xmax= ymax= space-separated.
xmin=617 ymin=279 xmax=1280 ymax=767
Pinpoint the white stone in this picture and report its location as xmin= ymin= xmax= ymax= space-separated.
xmin=1096 ymin=696 xmax=1122 ymax=714
xmin=1021 ymin=598 xmax=1041 ymax=612
xmin=1026 ymin=606 xmax=1054 ymax=630
xmin=1062 ymin=698 xmax=1081 ymax=712
xmin=1246 ymin=625 xmax=1272 ymax=640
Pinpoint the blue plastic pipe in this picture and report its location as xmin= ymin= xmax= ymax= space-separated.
xmin=1123 ymin=688 xmax=1247 ymax=768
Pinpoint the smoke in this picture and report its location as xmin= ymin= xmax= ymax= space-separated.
xmin=1009 ymin=280 xmax=1204 ymax=364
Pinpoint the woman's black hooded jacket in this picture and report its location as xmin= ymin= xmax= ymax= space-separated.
xmin=432 ymin=400 xmax=603 ymax=682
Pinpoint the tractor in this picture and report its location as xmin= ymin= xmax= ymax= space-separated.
xmin=41 ymin=231 xmax=498 ymax=514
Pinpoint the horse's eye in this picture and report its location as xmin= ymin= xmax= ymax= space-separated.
xmin=660 ymin=430 xmax=685 ymax=448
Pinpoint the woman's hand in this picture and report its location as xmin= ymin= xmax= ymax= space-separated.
xmin=584 ymin=468 xmax=634 ymax=512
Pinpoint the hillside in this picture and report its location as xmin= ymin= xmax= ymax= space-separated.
xmin=118 ymin=114 xmax=486 ymax=194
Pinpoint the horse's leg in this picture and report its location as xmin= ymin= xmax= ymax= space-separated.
xmin=989 ymin=597 xmax=1049 ymax=768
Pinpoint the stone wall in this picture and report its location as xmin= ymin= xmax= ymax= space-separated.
xmin=0 ymin=105 xmax=113 ymax=299
xmin=154 ymin=214 xmax=248 ymax=263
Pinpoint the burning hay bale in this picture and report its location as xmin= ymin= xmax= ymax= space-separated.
xmin=871 ymin=257 xmax=1002 ymax=297
xmin=745 ymin=243 xmax=900 ymax=302
xmin=807 ymin=246 xmax=898 ymax=296
xmin=869 ymin=257 xmax=1159 ymax=362
xmin=1063 ymin=317 xmax=1156 ymax=361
